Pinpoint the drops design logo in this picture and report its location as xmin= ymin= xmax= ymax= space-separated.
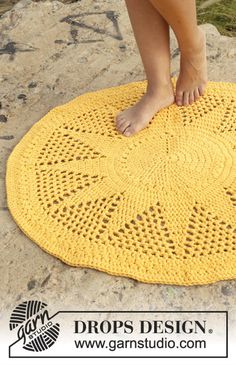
xmin=9 ymin=300 xmax=60 ymax=352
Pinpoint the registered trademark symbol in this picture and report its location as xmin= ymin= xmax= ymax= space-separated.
xmin=208 ymin=329 xmax=213 ymax=334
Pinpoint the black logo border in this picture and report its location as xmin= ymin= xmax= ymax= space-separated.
xmin=9 ymin=310 xmax=228 ymax=358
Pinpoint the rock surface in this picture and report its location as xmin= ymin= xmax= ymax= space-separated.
xmin=0 ymin=0 xmax=236 ymax=324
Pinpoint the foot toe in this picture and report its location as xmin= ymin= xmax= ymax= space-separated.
xmin=183 ymin=91 xmax=189 ymax=106
xmin=198 ymin=85 xmax=206 ymax=96
xmin=194 ymin=87 xmax=200 ymax=101
xmin=116 ymin=116 xmax=130 ymax=132
xmin=122 ymin=119 xmax=131 ymax=132
xmin=123 ymin=126 xmax=134 ymax=137
xmin=189 ymin=91 xmax=195 ymax=104
xmin=176 ymin=91 xmax=183 ymax=106
xmin=116 ymin=114 xmax=126 ymax=124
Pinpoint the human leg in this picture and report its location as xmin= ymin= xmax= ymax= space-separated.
xmin=148 ymin=0 xmax=207 ymax=106
xmin=115 ymin=0 xmax=174 ymax=137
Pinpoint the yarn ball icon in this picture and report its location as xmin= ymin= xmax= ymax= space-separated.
xmin=9 ymin=300 xmax=60 ymax=352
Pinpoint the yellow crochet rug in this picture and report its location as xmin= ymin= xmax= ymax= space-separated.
xmin=6 ymin=79 xmax=236 ymax=286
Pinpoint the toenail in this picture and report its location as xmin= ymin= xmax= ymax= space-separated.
xmin=124 ymin=131 xmax=131 ymax=137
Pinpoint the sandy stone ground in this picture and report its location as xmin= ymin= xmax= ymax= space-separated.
xmin=0 ymin=0 xmax=236 ymax=333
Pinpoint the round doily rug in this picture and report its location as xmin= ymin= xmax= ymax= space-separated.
xmin=6 ymin=79 xmax=236 ymax=285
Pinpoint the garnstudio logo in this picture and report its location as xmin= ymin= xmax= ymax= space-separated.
xmin=9 ymin=300 xmax=60 ymax=352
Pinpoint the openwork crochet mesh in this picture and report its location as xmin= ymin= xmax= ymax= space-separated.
xmin=6 ymin=78 xmax=236 ymax=285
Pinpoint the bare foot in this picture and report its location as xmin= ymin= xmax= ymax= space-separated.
xmin=115 ymin=81 xmax=175 ymax=137
xmin=176 ymin=28 xmax=208 ymax=106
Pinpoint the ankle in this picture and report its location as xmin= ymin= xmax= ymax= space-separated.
xmin=147 ymin=79 xmax=173 ymax=95
xmin=179 ymin=27 xmax=205 ymax=57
